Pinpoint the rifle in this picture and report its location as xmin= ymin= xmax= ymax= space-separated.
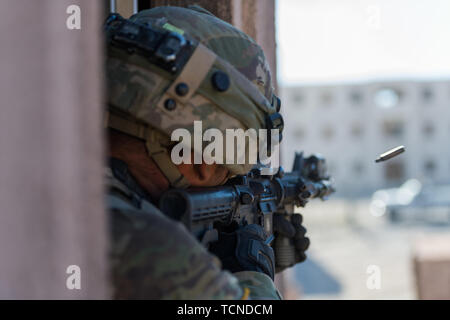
xmin=159 ymin=152 xmax=335 ymax=269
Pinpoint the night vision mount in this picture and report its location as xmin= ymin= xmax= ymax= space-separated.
xmin=104 ymin=13 xmax=196 ymax=74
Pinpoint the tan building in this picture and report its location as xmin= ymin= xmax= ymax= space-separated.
xmin=281 ymin=80 xmax=450 ymax=196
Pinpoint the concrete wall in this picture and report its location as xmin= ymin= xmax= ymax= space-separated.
xmin=414 ymin=236 xmax=450 ymax=299
xmin=0 ymin=0 xmax=107 ymax=298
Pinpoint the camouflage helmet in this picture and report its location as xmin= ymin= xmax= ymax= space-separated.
xmin=105 ymin=5 xmax=283 ymax=188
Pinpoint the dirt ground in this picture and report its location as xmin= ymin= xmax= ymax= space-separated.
xmin=278 ymin=199 xmax=450 ymax=299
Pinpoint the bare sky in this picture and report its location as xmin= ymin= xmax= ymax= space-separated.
xmin=277 ymin=0 xmax=450 ymax=84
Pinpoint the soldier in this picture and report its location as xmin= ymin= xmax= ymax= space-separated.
xmin=105 ymin=5 xmax=309 ymax=299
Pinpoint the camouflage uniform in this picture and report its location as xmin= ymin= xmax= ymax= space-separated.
xmin=105 ymin=6 xmax=283 ymax=299
xmin=107 ymin=158 xmax=281 ymax=299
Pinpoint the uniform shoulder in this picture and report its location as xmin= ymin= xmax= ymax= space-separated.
xmin=233 ymin=271 xmax=283 ymax=300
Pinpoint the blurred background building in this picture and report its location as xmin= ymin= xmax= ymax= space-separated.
xmin=281 ymin=80 xmax=450 ymax=197
xmin=277 ymin=0 xmax=450 ymax=300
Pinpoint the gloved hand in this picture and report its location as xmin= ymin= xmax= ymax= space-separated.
xmin=273 ymin=212 xmax=310 ymax=273
xmin=209 ymin=224 xmax=275 ymax=280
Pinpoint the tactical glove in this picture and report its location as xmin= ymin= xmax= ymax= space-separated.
xmin=273 ymin=212 xmax=310 ymax=273
xmin=209 ymin=224 xmax=276 ymax=280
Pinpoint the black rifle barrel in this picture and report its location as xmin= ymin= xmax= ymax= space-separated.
xmin=159 ymin=154 xmax=335 ymax=241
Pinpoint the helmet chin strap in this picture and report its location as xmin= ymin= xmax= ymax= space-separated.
xmin=106 ymin=110 xmax=190 ymax=189
xmin=144 ymin=135 xmax=190 ymax=189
